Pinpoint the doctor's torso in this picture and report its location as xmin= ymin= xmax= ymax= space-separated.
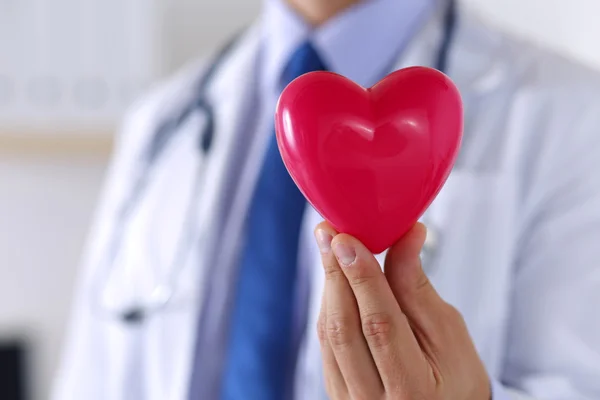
xmin=51 ymin=1 xmax=600 ymax=400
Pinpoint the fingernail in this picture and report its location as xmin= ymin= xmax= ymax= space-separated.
xmin=315 ymin=229 xmax=333 ymax=253
xmin=333 ymin=242 xmax=356 ymax=266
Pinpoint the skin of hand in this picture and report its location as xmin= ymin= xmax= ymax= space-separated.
xmin=314 ymin=221 xmax=491 ymax=400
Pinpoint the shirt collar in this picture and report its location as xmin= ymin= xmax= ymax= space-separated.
xmin=261 ymin=0 xmax=435 ymax=91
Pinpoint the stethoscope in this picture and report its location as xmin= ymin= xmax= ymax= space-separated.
xmin=91 ymin=0 xmax=457 ymax=324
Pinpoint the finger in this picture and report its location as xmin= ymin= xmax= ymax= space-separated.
xmin=317 ymin=285 xmax=349 ymax=398
xmin=331 ymin=233 xmax=428 ymax=392
xmin=384 ymin=223 xmax=456 ymax=364
xmin=315 ymin=222 xmax=383 ymax=399
xmin=384 ymin=223 xmax=448 ymax=323
xmin=386 ymin=224 xmax=489 ymax=395
xmin=314 ymin=225 xmax=347 ymax=398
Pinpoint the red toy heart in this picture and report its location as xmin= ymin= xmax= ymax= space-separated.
xmin=275 ymin=67 xmax=463 ymax=253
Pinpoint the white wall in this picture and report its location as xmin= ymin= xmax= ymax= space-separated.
xmin=1 ymin=1 xmax=599 ymax=399
xmin=160 ymin=0 xmax=261 ymax=74
xmin=463 ymin=0 xmax=600 ymax=69
xmin=0 ymin=0 xmax=162 ymax=131
xmin=161 ymin=0 xmax=600 ymax=74
xmin=0 ymin=151 xmax=107 ymax=400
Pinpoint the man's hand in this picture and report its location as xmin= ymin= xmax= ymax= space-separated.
xmin=314 ymin=221 xmax=491 ymax=400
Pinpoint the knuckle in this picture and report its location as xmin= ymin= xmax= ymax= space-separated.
xmin=444 ymin=302 xmax=465 ymax=325
xmin=345 ymin=264 xmax=380 ymax=288
xmin=326 ymin=313 xmax=356 ymax=348
xmin=348 ymin=274 xmax=373 ymax=288
xmin=415 ymin=272 xmax=432 ymax=293
xmin=324 ymin=264 xmax=344 ymax=281
xmin=316 ymin=316 xmax=328 ymax=345
xmin=351 ymin=393 xmax=373 ymax=400
xmin=347 ymin=271 xmax=383 ymax=295
xmin=361 ymin=311 xmax=394 ymax=349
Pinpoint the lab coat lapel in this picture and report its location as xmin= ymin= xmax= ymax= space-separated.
xmin=142 ymin=24 xmax=263 ymax=400
xmin=183 ymin=22 xmax=265 ymax=400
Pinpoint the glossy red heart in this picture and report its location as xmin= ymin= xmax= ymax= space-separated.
xmin=275 ymin=66 xmax=463 ymax=253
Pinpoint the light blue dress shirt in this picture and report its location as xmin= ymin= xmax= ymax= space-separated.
xmin=260 ymin=0 xmax=434 ymax=91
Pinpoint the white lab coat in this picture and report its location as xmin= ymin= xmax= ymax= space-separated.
xmin=52 ymin=4 xmax=600 ymax=400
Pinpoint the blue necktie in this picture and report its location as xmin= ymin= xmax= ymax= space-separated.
xmin=221 ymin=42 xmax=327 ymax=400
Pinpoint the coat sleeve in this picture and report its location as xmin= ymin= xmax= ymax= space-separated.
xmin=500 ymin=75 xmax=600 ymax=399
xmin=49 ymin=102 xmax=154 ymax=400
xmin=49 ymin=57 xmax=208 ymax=400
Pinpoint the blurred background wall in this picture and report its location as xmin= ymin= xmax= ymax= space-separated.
xmin=0 ymin=0 xmax=599 ymax=399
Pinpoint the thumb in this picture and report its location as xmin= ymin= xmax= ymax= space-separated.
xmin=384 ymin=223 xmax=446 ymax=318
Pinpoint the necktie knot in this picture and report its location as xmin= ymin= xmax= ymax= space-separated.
xmin=280 ymin=41 xmax=328 ymax=88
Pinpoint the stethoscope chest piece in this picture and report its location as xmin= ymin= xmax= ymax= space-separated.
xmin=421 ymin=223 xmax=440 ymax=274
xmin=419 ymin=207 xmax=442 ymax=275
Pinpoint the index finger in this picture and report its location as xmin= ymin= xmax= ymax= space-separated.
xmin=330 ymin=233 xmax=429 ymax=391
